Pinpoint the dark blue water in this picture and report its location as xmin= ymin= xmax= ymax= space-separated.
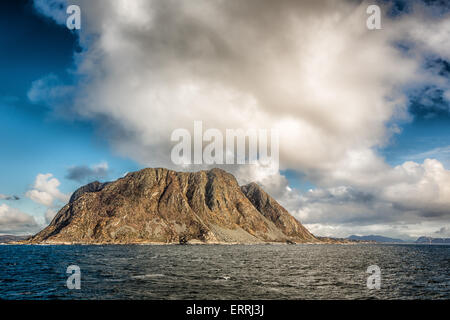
xmin=0 ymin=244 xmax=448 ymax=299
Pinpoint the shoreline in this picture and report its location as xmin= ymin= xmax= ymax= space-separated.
xmin=3 ymin=241 xmax=447 ymax=246
xmin=4 ymin=240 xmax=365 ymax=246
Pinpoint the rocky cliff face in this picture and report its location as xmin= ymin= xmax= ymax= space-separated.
xmin=241 ymin=182 xmax=316 ymax=242
xmin=27 ymin=168 xmax=318 ymax=244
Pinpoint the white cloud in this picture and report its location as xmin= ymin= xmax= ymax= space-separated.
xmin=30 ymin=0 xmax=426 ymax=171
xmin=26 ymin=173 xmax=69 ymax=207
xmin=284 ymin=159 xmax=450 ymax=239
xmin=0 ymin=204 xmax=39 ymax=235
xmin=382 ymin=159 xmax=450 ymax=215
xmin=1 ymin=172 xmax=69 ymax=233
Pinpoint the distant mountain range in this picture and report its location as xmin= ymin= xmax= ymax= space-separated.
xmin=348 ymin=235 xmax=450 ymax=244
xmin=347 ymin=235 xmax=406 ymax=243
xmin=0 ymin=235 xmax=30 ymax=243
xmin=415 ymin=236 xmax=450 ymax=244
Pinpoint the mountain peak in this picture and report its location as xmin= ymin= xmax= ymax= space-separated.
xmin=26 ymin=167 xmax=318 ymax=244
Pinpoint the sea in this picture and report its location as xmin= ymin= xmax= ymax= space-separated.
xmin=0 ymin=244 xmax=448 ymax=299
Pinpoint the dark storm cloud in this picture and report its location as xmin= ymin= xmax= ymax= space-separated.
xmin=301 ymin=187 xmax=375 ymax=205
xmin=406 ymin=57 xmax=450 ymax=119
xmin=0 ymin=194 xmax=20 ymax=201
xmin=435 ymin=226 xmax=448 ymax=234
xmin=409 ymin=86 xmax=450 ymax=119
xmin=65 ymin=163 xmax=109 ymax=183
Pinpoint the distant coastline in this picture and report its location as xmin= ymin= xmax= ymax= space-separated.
xmin=4 ymin=233 xmax=449 ymax=246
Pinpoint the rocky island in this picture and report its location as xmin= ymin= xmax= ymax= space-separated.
xmin=23 ymin=168 xmax=319 ymax=245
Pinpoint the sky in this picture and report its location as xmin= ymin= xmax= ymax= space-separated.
xmin=0 ymin=0 xmax=449 ymax=240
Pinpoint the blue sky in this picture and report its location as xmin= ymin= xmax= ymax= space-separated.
xmin=0 ymin=0 xmax=139 ymax=226
xmin=1 ymin=0 xmax=449 ymax=239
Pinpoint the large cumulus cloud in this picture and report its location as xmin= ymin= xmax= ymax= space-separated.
xmin=26 ymin=173 xmax=69 ymax=207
